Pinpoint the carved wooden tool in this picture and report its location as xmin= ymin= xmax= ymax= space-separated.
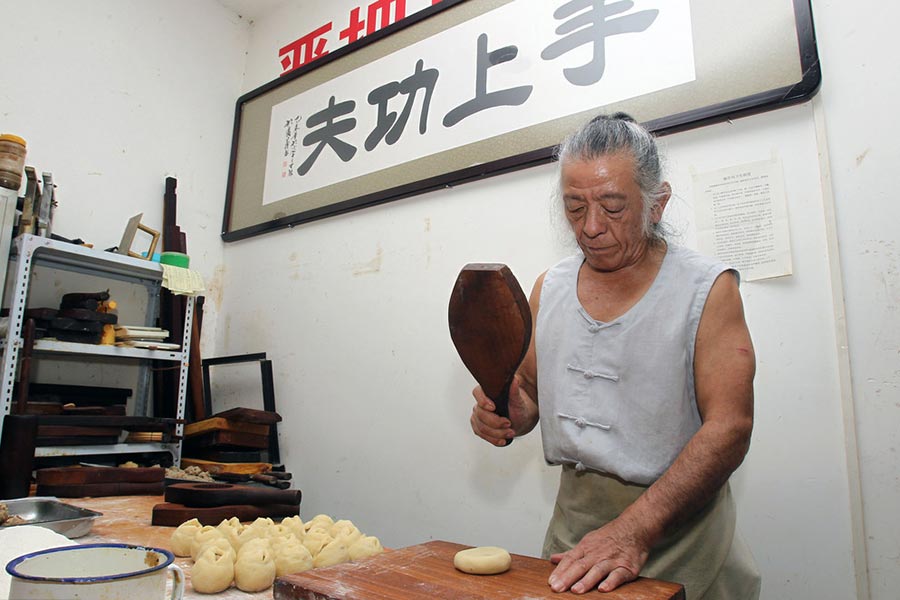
xmin=164 ymin=482 xmax=301 ymax=507
xmin=448 ymin=264 xmax=532 ymax=441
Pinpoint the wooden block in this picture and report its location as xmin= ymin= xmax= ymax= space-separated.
xmin=183 ymin=429 xmax=270 ymax=450
xmin=213 ymin=407 xmax=282 ymax=424
xmin=37 ymin=425 xmax=122 ymax=437
xmin=184 ymin=417 xmax=269 ymax=438
xmin=274 ymin=540 xmax=685 ymax=600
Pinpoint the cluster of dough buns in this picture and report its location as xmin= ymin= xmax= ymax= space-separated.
xmin=169 ymin=514 xmax=383 ymax=594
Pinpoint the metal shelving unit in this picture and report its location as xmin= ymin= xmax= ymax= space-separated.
xmin=0 ymin=234 xmax=193 ymax=464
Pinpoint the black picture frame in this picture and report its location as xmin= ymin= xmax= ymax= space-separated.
xmin=222 ymin=0 xmax=820 ymax=242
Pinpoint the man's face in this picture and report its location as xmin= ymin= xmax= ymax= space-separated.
xmin=561 ymin=152 xmax=660 ymax=272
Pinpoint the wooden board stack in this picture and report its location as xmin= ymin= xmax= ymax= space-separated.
xmin=115 ymin=325 xmax=179 ymax=350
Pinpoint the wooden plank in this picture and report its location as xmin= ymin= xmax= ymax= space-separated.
xmin=184 ymin=417 xmax=269 ymax=438
xmin=275 ymin=541 xmax=684 ymax=600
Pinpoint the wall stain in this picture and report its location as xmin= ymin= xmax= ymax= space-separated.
xmin=288 ymin=251 xmax=301 ymax=280
xmin=206 ymin=264 xmax=227 ymax=311
xmin=856 ymin=148 xmax=870 ymax=166
xmin=353 ymin=244 xmax=383 ymax=276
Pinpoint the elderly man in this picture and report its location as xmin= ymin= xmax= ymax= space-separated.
xmin=470 ymin=113 xmax=761 ymax=598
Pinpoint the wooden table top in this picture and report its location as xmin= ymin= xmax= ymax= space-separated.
xmin=65 ymin=497 xmax=684 ymax=600
xmin=275 ymin=540 xmax=685 ymax=600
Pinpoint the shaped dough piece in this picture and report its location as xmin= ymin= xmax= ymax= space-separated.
xmin=190 ymin=526 xmax=226 ymax=561
xmin=248 ymin=517 xmax=275 ymax=534
xmin=216 ymin=518 xmax=244 ymax=550
xmin=348 ymin=536 xmax=384 ymax=561
xmin=453 ymin=546 xmax=512 ymax=575
xmin=234 ymin=543 xmax=276 ymax=592
xmin=237 ymin=537 xmax=271 ymax=561
xmin=170 ymin=518 xmax=203 ymax=557
xmin=274 ymin=538 xmax=314 ymax=576
xmin=330 ymin=520 xmax=363 ymax=545
xmin=233 ymin=524 xmax=266 ymax=551
xmin=196 ymin=537 xmax=235 ymax=564
xmin=304 ymin=514 xmax=334 ymax=532
xmin=314 ymin=537 xmax=350 ymax=568
xmin=268 ymin=523 xmax=294 ymax=541
xmin=192 ymin=546 xmax=234 ymax=594
xmin=281 ymin=515 xmax=305 ymax=540
xmin=302 ymin=528 xmax=333 ymax=557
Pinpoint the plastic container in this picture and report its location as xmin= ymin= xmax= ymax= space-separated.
xmin=0 ymin=133 xmax=27 ymax=191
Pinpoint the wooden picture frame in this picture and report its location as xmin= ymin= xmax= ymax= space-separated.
xmin=222 ymin=0 xmax=820 ymax=241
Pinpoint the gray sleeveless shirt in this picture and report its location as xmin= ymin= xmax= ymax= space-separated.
xmin=536 ymin=244 xmax=735 ymax=485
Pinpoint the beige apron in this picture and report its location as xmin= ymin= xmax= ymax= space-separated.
xmin=542 ymin=466 xmax=760 ymax=600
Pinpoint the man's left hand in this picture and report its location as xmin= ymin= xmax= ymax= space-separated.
xmin=548 ymin=516 xmax=651 ymax=594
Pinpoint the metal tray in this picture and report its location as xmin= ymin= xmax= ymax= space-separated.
xmin=0 ymin=497 xmax=102 ymax=538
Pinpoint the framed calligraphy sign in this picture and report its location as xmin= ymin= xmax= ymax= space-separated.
xmin=222 ymin=0 xmax=819 ymax=241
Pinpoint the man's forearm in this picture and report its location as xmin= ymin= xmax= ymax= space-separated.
xmin=620 ymin=416 xmax=753 ymax=547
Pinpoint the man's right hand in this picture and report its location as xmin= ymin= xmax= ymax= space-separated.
xmin=469 ymin=377 xmax=538 ymax=446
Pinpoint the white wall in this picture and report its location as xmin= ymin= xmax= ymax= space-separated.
xmin=1 ymin=0 xmax=250 ymax=352
xmin=216 ymin=1 xmax=900 ymax=598
xmin=810 ymin=2 xmax=900 ymax=598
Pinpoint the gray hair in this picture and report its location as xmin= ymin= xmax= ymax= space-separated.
xmin=555 ymin=112 xmax=668 ymax=241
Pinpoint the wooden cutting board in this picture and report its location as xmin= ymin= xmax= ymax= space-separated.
xmin=164 ymin=482 xmax=301 ymax=507
xmin=274 ymin=541 xmax=684 ymax=600
xmin=36 ymin=466 xmax=165 ymax=485
xmin=35 ymin=481 xmax=165 ymax=497
xmin=151 ymin=502 xmax=301 ymax=526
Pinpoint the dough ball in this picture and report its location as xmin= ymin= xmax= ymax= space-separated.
xmin=233 ymin=524 xmax=266 ymax=551
xmin=192 ymin=546 xmax=234 ymax=594
xmin=234 ymin=543 xmax=276 ymax=592
xmin=348 ymin=536 xmax=384 ymax=561
xmin=453 ymin=546 xmax=512 ymax=575
xmin=302 ymin=528 xmax=333 ymax=557
xmin=304 ymin=514 xmax=334 ymax=532
xmin=313 ymin=538 xmax=350 ymax=568
xmin=236 ymin=537 xmax=271 ymax=561
xmin=330 ymin=520 xmax=362 ymax=545
xmin=170 ymin=518 xmax=203 ymax=557
xmin=268 ymin=523 xmax=294 ymax=540
xmin=190 ymin=526 xmax=225 ymax=561
xmin=216 ymin=519 xmax=244 ymax=549
xmin=273 ymin=538 xmax=314 ymax=576
xmin=281 ymin=515 xmax=305 ymax=539
xmin=248 ymin=517 xmax=275 ymax=535
xmin=196 ymin=537 xmax=235 ymax=564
